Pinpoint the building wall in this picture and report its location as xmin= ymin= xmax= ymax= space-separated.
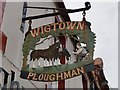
xmin=1 ymin=1 xmax=83 ymax=89
xmin=1 ymin=1 xmax=56 ymax=88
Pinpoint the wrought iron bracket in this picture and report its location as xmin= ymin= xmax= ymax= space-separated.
xmin=22 ymin=2 xmax=91 ymax=21
xmin=20 ymin=2 xmax=91 ymax=33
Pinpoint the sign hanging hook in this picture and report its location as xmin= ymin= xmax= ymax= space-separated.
xmin=28 ymin=18 xmax=32 ymax=30
xmin=82 ymin=10 xmax=86 ymax=21
xmin=82 ymin=10 xmax=86 ymax=17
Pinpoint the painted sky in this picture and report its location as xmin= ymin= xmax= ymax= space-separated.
xmin=63 ymin=0 xmax=118 ymax=88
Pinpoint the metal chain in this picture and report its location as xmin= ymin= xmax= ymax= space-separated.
xmin=82 ymin=10 xmax=86 ymax=17
xmin=28 ymin=18 xmax=32 ymax=30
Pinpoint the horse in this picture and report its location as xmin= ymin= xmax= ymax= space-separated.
xmin=30 ymin=42 xmax=71 ymax=67
xmin=30 ymin=42 xmax=60 ymax=67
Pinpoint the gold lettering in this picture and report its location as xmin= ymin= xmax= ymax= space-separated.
xmin=52 ymin=23 xmax=59 ymax=31
xmin=67 ymin=22 xmax=76 ymax=30
xmin=81 ymin=67 xmax=85 ymax=73
xmin=64 ymin=71 xmax=71 ymax=79
xmin=32 ymin=73 xmax=38 ymax=80
xmin=59 ymin=22 xmax=66 ymax=30
xmin=38 ymin=74 xmax=44 ymax=80
xmin=77 ymin=21 xmax=85 ymax=30
xmin=44 ymin=74 xmax=46 ymax=80
xmin=30 ymin=29 xmax=40 ymax=37
xmin=40 ymin=26 xmax=44 ymax=34
xmin=30 ymin=21 xmax=86 ymax=38
xmin=71 ymin=69 xmax=78 ymax=77
xmin=37 ymin=27 xmax=41 ymax=35
xmin=27 ymin=72 xmax=34 ymax=79
xmin=76 ymin=68 xmax=82 ymax=75
xmin=56 ymin=73 xmax=63 ymax=80
xmin=43 ymin=74 xmax=49 ymax=81
xmin=49 ymin=74 xmax=55 ymax=81
xmin=44 ymin=25 xmax=51 ymax=33
xmin=46 ymin=74 xmax=49 ymax=81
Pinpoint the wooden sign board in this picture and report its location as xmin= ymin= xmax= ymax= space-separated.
xmin=20 ymin=20 xmax=96 ymax=82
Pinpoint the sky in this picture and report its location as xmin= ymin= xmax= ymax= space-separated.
xmin=63 ymin=0 xmax=118 ymax=88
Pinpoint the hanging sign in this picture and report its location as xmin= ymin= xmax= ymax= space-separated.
xmin=20 ymin=20 xmax=96 ymax=82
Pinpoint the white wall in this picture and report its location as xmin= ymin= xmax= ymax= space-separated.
xmin=1 ymin=1 xmax=58 ymax=88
